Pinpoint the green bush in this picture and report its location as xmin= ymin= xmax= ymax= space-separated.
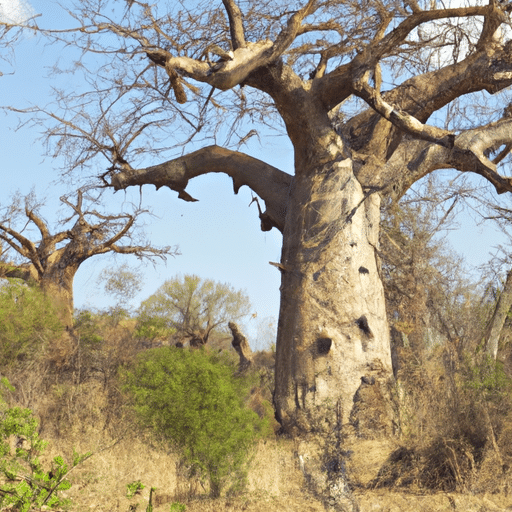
xmin=462 ymin=355 xmax=512 ymax=402
xmin=134 ymin=315 xmax=175 ymax=340
xmin=0 ymin=280 xmax=63 ymax=365
xmin=126 ymin=479 xmax=145 ymax=498
xmin=0 ymin=378 xmax=91 ymax=510
xmin=74 ymin=309 xmax=104 ymax=345
xmin=122 ymin=347 xmax=267 ymax=497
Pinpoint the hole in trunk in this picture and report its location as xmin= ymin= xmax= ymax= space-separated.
xmin=317 ymin=337 xmax=332 ymax=355
xmin=355 ymin=315 xmax=373 ymax=338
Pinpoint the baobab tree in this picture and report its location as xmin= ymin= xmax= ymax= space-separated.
xmin=0 ymin=190 xmax=176 ymax=327
xmin=7 ymin=0 xmax=512 ymax=505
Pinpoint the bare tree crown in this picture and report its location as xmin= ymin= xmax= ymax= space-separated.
xmin=4 ymin=0 xmax=512 ymax=221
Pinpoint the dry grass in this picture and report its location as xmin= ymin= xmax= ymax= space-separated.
xmin=39 ymin=428 xmax=316 ymax=512
xmin=5 ymin=319 xmax=512 ymax=511
xmin=17 ymin=344 xmax=314 ymax=512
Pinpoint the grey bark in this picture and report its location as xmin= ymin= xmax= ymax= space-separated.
xmin=485 ymin=269 xmax=512 ymax=359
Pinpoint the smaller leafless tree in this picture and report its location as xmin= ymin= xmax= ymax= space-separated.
xmin=471 ymin=192 xmax=512 ymax=360
xmin=0 ymin=189 xmax=177 ymax=328
xmin=381 ymin=175 xmax=485 ymax=363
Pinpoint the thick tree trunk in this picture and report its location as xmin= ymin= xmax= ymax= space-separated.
xmin=485 ymin=269 xmax=512 ymax=360
xmin=272 ymin=156 xmax=395 ymax=509
xmin=274 ymin=156 xmax=394 ymax=436
xmin=40 ymin=264 xmax=77 ymax=329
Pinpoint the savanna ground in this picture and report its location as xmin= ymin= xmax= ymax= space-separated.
xmin=4 ymin=313 xmax=512 ymax=512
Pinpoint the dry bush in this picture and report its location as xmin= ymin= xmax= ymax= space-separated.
xmin=0 ymin=309 xmax=140 ymax=441
xmin=373 ymin=346 xmax=512 ymax=493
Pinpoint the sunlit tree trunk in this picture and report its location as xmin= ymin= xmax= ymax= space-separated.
xmin=39 ymin=263 xmax=78 ymax=329
xmin=274 ymin=154 xmax=394 ymax=436
xmin=485 ymin=269 xmax=512 ymax=360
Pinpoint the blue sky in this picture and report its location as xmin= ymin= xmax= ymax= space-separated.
xmin=0 ymin=0 xmax=286 ymax=348
xmin=0 ymin=0 xmax=508 ymax=348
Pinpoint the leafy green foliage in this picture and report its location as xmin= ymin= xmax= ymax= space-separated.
xmin=74 ymin=309 xmax=104 ymax=345
xmin=135 ymin=315 xmax=175 ymax=341
xmin=462 ymin=355 xmax=512 ymax=402
xmin=169 ymin=502 xmax=186 ymax=512
xmin=122 ymin=347 xmax=267 ymax=497
xmin=98 ymin=264 xmax=144 ymax=322
xmin=135 ymin=275 xmax=251 ymax=343
xmin=0 ymin=280 xmax=63 ymax=365
xmin=0 ymin=379 xmax=91 ymax=510
xmin=126 ymin=479 xmax=145 ymax=498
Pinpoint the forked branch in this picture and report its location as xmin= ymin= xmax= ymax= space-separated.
xmin=369 ymin=118 xmax=512 ymax=199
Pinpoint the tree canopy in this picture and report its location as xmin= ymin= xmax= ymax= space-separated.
xmin=136 ymin=274 xmax=251 ymax=346
xmin=9 ymin=0 xmax=511 ymax=197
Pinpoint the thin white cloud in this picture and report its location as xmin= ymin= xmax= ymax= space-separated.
xmin=0 ymin=0 xmax=37 ymax=24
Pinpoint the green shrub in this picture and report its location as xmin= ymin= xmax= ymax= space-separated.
xmin=126 ymin=479 xmax=145 ymax=498
xmin=122 ymin=347 xmax=267 ymax=497
xmin=0 ymin=280 xmax=63 ymax=365
xmin=134 ymin=315 xmax=175 ymax=340
xmin=74 ymin=309 xmax=104 ymax=345
xmin=462 ymin=355 xmax=512 ymax=402
xmin=0 ymin=378 xmax=91 ymax=510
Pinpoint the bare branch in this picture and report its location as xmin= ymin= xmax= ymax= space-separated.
xmin=271 ymin=0 xmax=317 ymax=57
xmin=222 ymin=0 xmax=246 ymax=50
xmin=146 ymin=39 xmax=274 ymax=91
xmin=0 ymin=222 xmax=39 ymax=266
xmin=476 ymin=0 xmax=508 ymax=49
xmin=315 ymin=3 xmax=505 ymax=111
xmin=109 ymin=145 xmax=292 ymax=232
xmin=98 ymin=215 xmax=135 ymax=250
xmin=352 ymin=77 xmax=455 ymax=148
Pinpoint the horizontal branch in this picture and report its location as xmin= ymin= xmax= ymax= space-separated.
xmin=85 ymin=242 xmax=173 ymax=260
xmin=109 ymin=145 xmax=292 ymax=232
xmin=146 ymin=40 xmax=274 ymax=91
